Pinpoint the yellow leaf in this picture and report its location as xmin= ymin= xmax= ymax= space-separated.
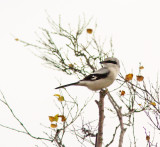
xmin=15 ymin=38 xmax=19 ymax=41
xmin=49 ymin=114 xmax=59 ymax=122
xmin=150 ymin=102 xmax=156 ymax=106
xmin=120 ymin=90 xmax=125 ymax=96
xmin=138 ymin=104 xmax=142 ymax=106
xmin=146 ymin=135 xmax=150 ymax=141
xmin=136 ymin=75 xmax=144 ymax=82
xmin=54 ymin=94 xmax=64 ymax=102
xmin=49 ymin=116 xmax=54 ymax=122
xmin=125 ymin=74 xmax=133 ymax=81
xmin=54 ymin=114 xmax=59 ymax=122
xmin=54 ymin=94 xmax=61 ymax=97
xmin=139 ymin=66 xmax=144 ymax=70
xmin=50 ymin=124 xmax=57 ymax=128
xmin=58 ymin=96 xmax=64 ymax=102
xmin=86 ymin=28 xmax=93 ymax=34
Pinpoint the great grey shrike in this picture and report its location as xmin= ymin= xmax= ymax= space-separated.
xmin=55 ymin=57 xmax=120 ymax=91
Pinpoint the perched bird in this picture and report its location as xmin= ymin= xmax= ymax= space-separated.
xmin=55 ymin=57 xmax=120 ymax=91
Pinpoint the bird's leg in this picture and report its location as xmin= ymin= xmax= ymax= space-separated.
xmin=100 ymin=88 xmax=108 ymax=97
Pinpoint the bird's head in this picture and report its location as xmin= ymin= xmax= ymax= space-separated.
xmin=100 ymin=57 xmax=120 ymax=68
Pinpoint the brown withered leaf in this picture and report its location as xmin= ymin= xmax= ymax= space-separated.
xmin=50 ymin=124 xmax=57 ymax=128
xmin=86 ymin=28 xmax=93 ymax=34
xmin=136 ymin=75 xmax=144 ymax=82
xmin=150 ymin=102 xmax=156 ymax=106
xmin=125 ymin=74 xmax=133 ymax=81
xmin=59 ymin=115 xmax=66 ymax=122
xmin=120 ymin=90 xmax=125 ymax=96
xmin=139 ymin=66 xmax=144 ymax=70
xmin=49 ymin=114 xmax=59 ymax=122
xmin=146 ymin=135 xmax=150 ymax=141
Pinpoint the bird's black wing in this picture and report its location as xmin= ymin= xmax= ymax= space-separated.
xmin=81 ymin=72 xmax=110 ymax=81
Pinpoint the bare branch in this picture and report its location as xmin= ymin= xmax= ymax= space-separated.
xmin=0 ymin=91 xmax=53 ymax=142
xmin=95 ymin=90 xmax=107 ymax=147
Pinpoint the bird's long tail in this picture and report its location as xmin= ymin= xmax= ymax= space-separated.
xmin=55 ymin=82 xmax=79 ymax=89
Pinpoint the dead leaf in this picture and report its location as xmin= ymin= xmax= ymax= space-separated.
xmin=139 ymin=66 xmax=144 ymax=70
xmin=58 ymin=96 xmax=64 ymax=102
xmin=120 ymin=90 xmax=125 ymax=96
xmin=50 ymin=124 xmax=57 ymax=128
xmin=86 ymin=28 xmax=93 ymax=34
xmin=146 ymin=135 xmax=150 ymax=141
xmin=49 ymin=114 xmax=59 ymax=122
xmin=150 ymin=102 xmax=156 ymax=106
xmin=49 ymin=116 xmax=54 ymax=122
xmin=54 ymin=94 xmax=61 ymax=97
xmin=136 ymin=75 xmax=144 ymax=82
xmin=59 ymin=115 xmax=66 ymax=122
xmin=54 ymin=94 xmax=64 ymax=102
xmin=125 ymin=74 xmax=133 ymax=81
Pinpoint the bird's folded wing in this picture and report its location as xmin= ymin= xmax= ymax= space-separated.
xmin=81 ymin=67 xmax=110 ymax=81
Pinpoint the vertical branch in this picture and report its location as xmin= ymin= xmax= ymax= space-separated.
xmin=118 ymin=107 xmax=126 ymax=147
xmin=95 ymin=90 xmax=106 ymax=147
xmin=106 ymin=90 xmax=126 ymax=147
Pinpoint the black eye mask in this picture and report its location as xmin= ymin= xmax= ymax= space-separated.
xmin=101 ymin=60 xmax=117 ymax=64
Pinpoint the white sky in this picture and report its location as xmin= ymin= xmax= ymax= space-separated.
xmin=0 ymin=0 xmax=160 ymax=146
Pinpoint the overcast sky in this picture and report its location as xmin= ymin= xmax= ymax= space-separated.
xmin=0 ymin=0 xmax=160 ymax=146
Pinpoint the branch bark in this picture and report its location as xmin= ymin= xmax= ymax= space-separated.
xmin=95 ymin=90 xmax=106 ymax=147
xmin=106 ymin=90 xmax=126 ymax=147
